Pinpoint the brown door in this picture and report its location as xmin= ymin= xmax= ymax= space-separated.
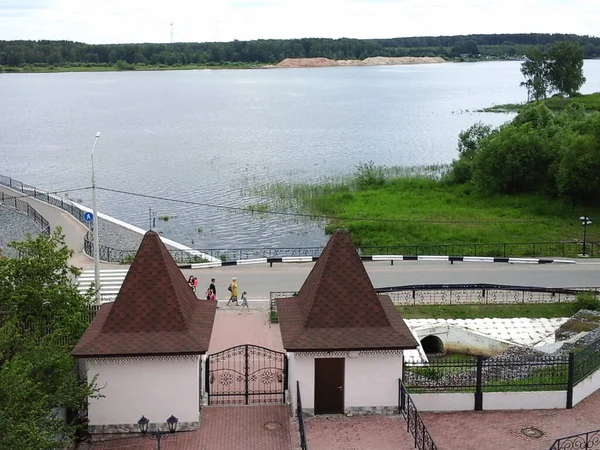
xmin=314 ymin=358 xmax=345 ymax=414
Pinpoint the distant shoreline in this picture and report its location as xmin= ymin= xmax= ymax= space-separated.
xmin=0 ymin=56 xmax=529 ymax=74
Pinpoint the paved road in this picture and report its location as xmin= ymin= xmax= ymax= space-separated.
xmin=182 ymin=261 xmax=600 ymax=300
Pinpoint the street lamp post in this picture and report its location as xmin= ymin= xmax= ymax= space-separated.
xmin=579 ymin=216 xmax=592 ymax=257
xmin=91 ymin=132 xmax=101 ymax=305
xmin=137 ymin=415 xmax=179 ymax=450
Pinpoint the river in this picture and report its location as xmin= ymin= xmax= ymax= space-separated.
xmin=1 ymin=60 xmax=599 ymax=249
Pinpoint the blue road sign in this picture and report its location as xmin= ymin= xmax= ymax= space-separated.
xmin=83 ymin=212 xmax=94 ymax=222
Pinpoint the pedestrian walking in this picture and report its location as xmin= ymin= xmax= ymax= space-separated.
xmin=227 ymin=277 xmax=238 ymax=306
xmin=239 ymin=291 xmax=250 ymax=314
xmin=206 ymin=278 xmax=217 ymax=300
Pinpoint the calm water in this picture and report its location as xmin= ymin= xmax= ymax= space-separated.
xmin=1 ymin=61 xmax=599 ymax=248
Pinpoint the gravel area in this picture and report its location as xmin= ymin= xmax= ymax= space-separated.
xmin=94 ymin=217 xmax=180 ymax=251
xmin=0 ymin=205 xmax=41 ymax=257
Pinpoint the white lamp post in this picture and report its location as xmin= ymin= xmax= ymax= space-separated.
xmin=91 ymin=132 xmax=101 ymax=304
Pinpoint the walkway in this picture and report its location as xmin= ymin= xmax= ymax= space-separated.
xmin=422 ymin=389 xmax=600 ymax=449
xmin=305 ymin=415 xmax=416 ymax=450
xmin=83 ymin=405 xmax=293 ymax=450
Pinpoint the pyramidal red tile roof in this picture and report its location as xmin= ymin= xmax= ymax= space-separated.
xmin=276 ymin=229 xmax=417 ymax=351
xmin=73 ymin=231 xmax=216 ymax=357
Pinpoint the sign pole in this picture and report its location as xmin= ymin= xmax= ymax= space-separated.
xmin=91 ymin=132 xmax=101 ymax=305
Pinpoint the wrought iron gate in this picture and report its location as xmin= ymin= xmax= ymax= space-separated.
xmin=206 ymin=345 xmax=288 ymax=405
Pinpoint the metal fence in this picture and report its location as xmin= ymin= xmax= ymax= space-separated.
xmin=574 ymin=335 xmax=600 ymax=385
xmin=0 ymin=190 xmax=50 ymax=235
xmin=548 ymin=429 xmax=600 ymax=450
xmin=403 ymin=354 xmax=570 ymax=394
xmin=76 ymin=241 xmax=600 ymax=262
xmin=270 ymin=284 xmax=587 ymax=314
xmin=296 ymin=381 xmax=309 ymax=450
xmin=380 ymin=284 xmax=583 ymax=306
xmin=398 ymin=380 xmax=438 ymax=450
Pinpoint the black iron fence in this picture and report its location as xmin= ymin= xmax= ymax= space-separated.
xmin=270 ymin=284 xmax=589 ymax=315
xmin=404 ymin=354 xmax=570 ymax=395
xmin=574 ymin=335 xmax=600 ymax=385
xmin=0 ymin=190 xmax=50 ymax=235
xmin=403 ymin=333 xmax=600 ymax=408
xmin=296 ymin=381 xmax=309 ymax=450
xmin=548 ymin=429 xmax=600 ymax=450
xmin=379 ymin=283 xmax=584 ymax=306
xmin=78 ymin=241 xmax=600 ymax=262
xmin=398 ymin=380 xmax=438 ymax=450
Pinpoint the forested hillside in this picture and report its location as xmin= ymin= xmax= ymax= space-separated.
xmin=1 ymin=33 xmax=599 ymax=68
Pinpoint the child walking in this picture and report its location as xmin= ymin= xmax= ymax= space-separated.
xmin=239 ymin=291 xmax=250 ymax=314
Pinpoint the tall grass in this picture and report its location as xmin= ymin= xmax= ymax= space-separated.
xmin=243 ymin=163 xmax=600 ymax=248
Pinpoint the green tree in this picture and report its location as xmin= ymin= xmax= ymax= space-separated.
xmin=473 ymin=122 xmax=556 ymax=195
xmin=546 ymin=41 xmax=586 ymax=97
xmin=520 ymin=47 xmax=550 ymax=101
xmin=448 ymin=122 xmax=494 ymax=184
xmin=0 ymin=229 xmax=97 ymax=449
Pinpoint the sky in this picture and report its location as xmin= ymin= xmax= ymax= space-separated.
xmin=1 ymin=0 xmax=599 ymax=44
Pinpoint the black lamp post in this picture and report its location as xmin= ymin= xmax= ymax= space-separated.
xmin=580 ymin=216 xmax=592 ymax=257
xmin=137 ymin=415 xmax=178 ymax=450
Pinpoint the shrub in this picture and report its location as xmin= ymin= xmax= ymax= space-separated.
xmin=575 ymin=292 xmax=600 ymax=311
xmin=355 ymin=161 xmax=385 ymax=189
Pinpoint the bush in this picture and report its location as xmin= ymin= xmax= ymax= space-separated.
xmin=120 ymin=254 xmax=135 ymax=265
xmin=355 ymin=161 xmax=385 ymax=189
xmin=575 ymin=292 xmax=600 ymax=311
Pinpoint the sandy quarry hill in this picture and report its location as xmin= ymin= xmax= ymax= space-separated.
xmin=276 ymin=56 xmax=445 ymax=68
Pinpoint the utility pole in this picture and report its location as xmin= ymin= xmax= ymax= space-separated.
xmin=91 ymin=132 xmax=101 ymax=305
xmin=170 ymin=22 xmax=174 ymax=44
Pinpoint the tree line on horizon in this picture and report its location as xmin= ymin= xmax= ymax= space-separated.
xmin=1 ymin=33 xmax=600 ymax=67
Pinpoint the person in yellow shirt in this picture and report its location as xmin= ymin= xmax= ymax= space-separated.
xmin=227 ymin=277 xmax=238 ymax=306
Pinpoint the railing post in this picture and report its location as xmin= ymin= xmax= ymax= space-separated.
xmin=566 ymin=352 xmax=574 ymax=409
xmin=205 ymin=358 xmax=210 ymax=404
xmin=244 ymin=345 xmax=249 ymax=405
xmin=475 ymin=355 xmax=483 ymax=411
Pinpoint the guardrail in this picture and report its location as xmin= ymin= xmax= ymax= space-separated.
xmin=0 ymin=190 xmax=50 ymax=235
xmin=399 ymin=379 xmax=438 ymax=450
xmin=296 ymin=381 xmax=309 ymax=450
xmin=548 ymin=429 xmax=600 ymax=449
xmin=76 ymin=241 xmax=600 ymax=261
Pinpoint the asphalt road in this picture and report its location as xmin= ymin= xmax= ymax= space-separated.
xmin=181 ymin=260 xmax=600 ymax=299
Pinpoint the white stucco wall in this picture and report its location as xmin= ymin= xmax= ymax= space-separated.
xmin=289 ymin=351 xmax=404 ymax=412
xmin=411 ymin=393 xmax=473 ymax=411
xmin=484 ymin=391 xmax=565 ymax=410
xmin=86 ymin=355 xmax=201 ymax=426
xmin=411 ymin=391 xmax=566 ymax=411
xmin=573 ymin=367 xmax=600 ymax=406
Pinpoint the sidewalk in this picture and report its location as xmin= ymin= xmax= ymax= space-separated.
xmin=422 ymin=389 xmax=600 ymax=449
xmin=0 ymin=185 xmax=110 ymax=269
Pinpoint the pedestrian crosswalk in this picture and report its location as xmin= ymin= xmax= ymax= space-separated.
xmin=77 ymin=268 xmax=129 ymax=302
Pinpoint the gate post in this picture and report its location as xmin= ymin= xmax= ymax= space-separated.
xmin=205 ymin=357 xmax=210 ymax=405
xmin=284 ymin=354 xmax=289 ymax=403
xmin=244 ymin=345 xmax=249 ymax=405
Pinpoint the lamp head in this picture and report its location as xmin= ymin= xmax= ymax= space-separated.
xmin=95 ymin=131 xmax=101 ymax=138
xmin=166 ymin=415 xmax=179 ymax=433
xmin=137 ymin=416 xmax=149 ymax=435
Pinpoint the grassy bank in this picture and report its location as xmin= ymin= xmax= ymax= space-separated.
xmin=482 ymin=92 xmax=600 ymax=112
xmin=0 ymin=62 xmax=267 ymax=74
xmin=253 ymin=175 xmax=600 ymax=249
xmin=397 ymin=303 xmax=578 ymax=319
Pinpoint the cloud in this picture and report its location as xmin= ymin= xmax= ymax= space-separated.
xmin=0 ymin=0 xmax=598 ymax=43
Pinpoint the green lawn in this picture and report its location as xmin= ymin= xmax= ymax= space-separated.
xmin=482 ymin=92 xmax=600 ymax=112
xmin=271 ymin=178 xmax=600 ymax=249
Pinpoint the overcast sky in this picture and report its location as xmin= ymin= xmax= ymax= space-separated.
xmin=1 ymin=0 xmax=599 ymax=44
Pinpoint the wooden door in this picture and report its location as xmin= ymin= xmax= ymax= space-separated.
xmin=314 ymin=358 xmax=345 ymax=414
